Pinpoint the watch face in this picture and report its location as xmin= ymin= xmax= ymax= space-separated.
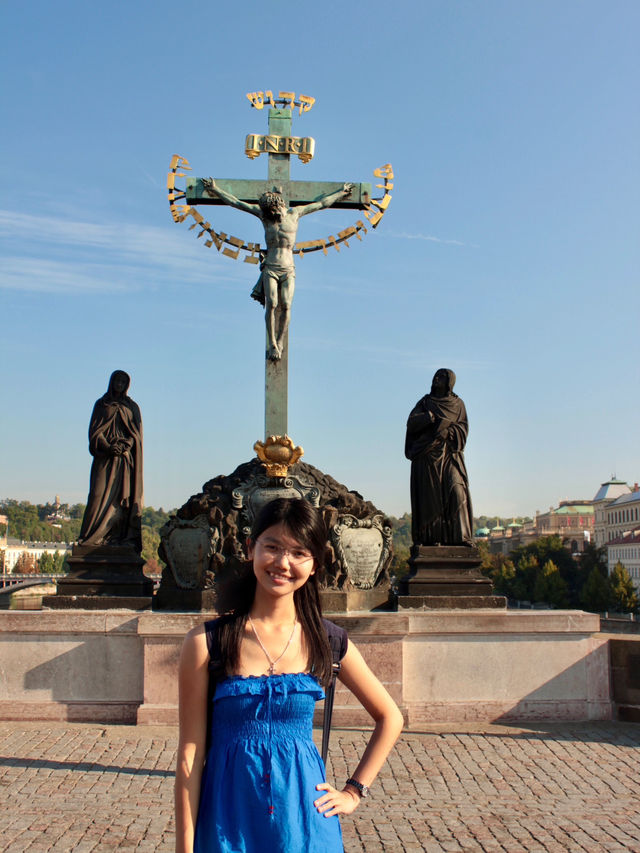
xmin=347 ymin=778 xmax=369 ymax=797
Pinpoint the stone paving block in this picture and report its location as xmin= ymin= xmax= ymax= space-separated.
xmin=1 ymin=721 xmax=640 ymax=851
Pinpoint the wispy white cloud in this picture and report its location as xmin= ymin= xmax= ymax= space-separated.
xmin=0 ymin=208 xmax=250 ymax=293
xmin=1 ymin=257 xmax=133 ymax=293
xmin=386 ymin=230 xmax=472 ymax=247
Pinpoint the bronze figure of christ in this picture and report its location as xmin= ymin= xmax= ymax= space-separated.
xmin=202 ymin=178 xmax=354 ymax=360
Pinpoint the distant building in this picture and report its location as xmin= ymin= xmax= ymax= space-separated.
xmin=534 ymin=500 xmax=594 ymax=553
xmin=487 ymin=501 xmax=594 ymax=556
xmin=486 ymin=519 xmax=535 ymax=555
xmin=604 ymin=489 xmax=640 ymax=543
xmin=592 ymin=478 xmax=632 ymax=547
xmin=46 ymin=494 xmax=70 ymax=526
xmin=1 ymin=539 xmax=72 ymax=573
xmin=608 ymin=530 xmax=640 ymax=593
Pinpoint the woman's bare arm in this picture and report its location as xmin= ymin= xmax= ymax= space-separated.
xmin=314 ymin=640 xmax=404 ymax=817
xmin=175 ymin=626 xmax=210 ymax=853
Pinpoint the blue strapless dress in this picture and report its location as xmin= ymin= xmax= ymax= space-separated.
xmin=194 ymin=673 xmax=344 ymax=853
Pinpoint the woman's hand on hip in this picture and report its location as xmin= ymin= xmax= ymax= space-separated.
xmin=314 ymin=782 xmax=360 ymax=817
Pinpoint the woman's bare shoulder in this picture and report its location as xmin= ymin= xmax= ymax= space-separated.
xmin=180 ymin=622 xmax=210 ymax=665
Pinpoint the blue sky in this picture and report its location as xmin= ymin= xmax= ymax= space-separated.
xmin=1 ymin=0 xmax=638 ymax=519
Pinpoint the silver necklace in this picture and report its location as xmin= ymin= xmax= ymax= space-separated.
xmin=248 ymin=616 xmax=298 ymax=676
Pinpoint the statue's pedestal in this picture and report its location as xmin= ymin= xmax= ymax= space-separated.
xmin=398 ymin=545 xmax=506 ymax=610
xmin=43 ymin=544 xmax=153 ymax=610
xmin=321 ymin=587 xmax=391 ymax=614
xmin=153 ymin=581 xmax=216 ymax=612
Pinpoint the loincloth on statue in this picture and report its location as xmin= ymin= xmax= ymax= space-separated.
xmin=250 ymin=262 xmax=295 ymax=306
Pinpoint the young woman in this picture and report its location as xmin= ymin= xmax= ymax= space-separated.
xmin=175 ymin=497 xmax=403 ymax=853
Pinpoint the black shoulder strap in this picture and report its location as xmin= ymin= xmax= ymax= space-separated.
xmin=321 ymin=619 xmax=348 ymax=765
xmin=203 ymin=617 xmax=225 ymax=755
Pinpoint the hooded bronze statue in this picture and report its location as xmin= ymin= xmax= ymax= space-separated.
xmin=78 ymin=370 xmax=143 ymax=552
xmin=405 ymin=368 xmax=473 ymax=547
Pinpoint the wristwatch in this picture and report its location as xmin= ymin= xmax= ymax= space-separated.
xmin=345 ymin=777 xmax=370 ymax=798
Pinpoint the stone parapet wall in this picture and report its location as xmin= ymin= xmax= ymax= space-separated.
xmin=0 ymin=610 xmax=612 ymax=726
xmin=0 ymin=611 xmax=143 ymax=724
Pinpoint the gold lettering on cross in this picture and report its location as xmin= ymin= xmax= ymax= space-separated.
xmin=244 ymin=135 xmax=315 ymax=164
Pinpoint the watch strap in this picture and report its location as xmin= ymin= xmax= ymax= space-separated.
xmin=345 ymin=777 xmax=369 ymax=798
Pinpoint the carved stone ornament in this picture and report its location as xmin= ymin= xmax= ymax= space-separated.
xmin=254 ymin=435 xmax=304 ymax=477
xmin=161 ymin=515 xmax=219 ymax=590
xmin=330 ymin=514 xmax=392 ymax=589
xmin=232 ymin=473 xmax=320 ymax=537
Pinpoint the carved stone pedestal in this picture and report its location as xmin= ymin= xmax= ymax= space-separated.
xmin=397 ymin=545 xmax=506 ymax=610
xmin=43 ymin=544 xmax=153 ymax=610
xmin=153 ymin=458 xmax=393 ymax=612
xmin=321 ymin=587 xmax=392 ymax=614
xmin=153 ymin=582 xmax=217 ymax=613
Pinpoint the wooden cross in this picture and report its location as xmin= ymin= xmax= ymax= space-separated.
xmin=184 ymin=106 xmax=371 ymax=440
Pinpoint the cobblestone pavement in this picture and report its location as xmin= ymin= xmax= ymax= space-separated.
xmin=0 ymin=721 xmax=639 ymax=852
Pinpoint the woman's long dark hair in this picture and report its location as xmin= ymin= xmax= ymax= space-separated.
xmin=215 ymin=498 xmax=333 ymax=686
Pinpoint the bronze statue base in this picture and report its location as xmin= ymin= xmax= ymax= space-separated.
xmin=43 ymin=544 xmax=153 ymax=609
xmin=397 ymin=545 xmax=506 ymax=610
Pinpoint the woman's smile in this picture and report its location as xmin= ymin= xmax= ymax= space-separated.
xmin=266 ymin=570 xmax=292 ymax=585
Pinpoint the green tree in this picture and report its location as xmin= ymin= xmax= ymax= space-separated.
xmin=476 ymin=540 xmax=494 ymax=570
xmin=578 ymin=543 xmax=608 ymax=576
xmin=512 ymin=553 xmax=539 ymax=601
xmin=388 ymin=513 xmax=412 ymax=580
xmin=69 ymin=504 xmax=85 ymax=519
xmin=609 ymin=561 xmax=639 ymax=614
xmin=142 ymin=525 xmax=161 ymax=566
xmin=576 ymin=543 xmax=607 ymax=606
xmin=38 ymin=551 xmax=67 ymax=574
xmin=142 ymin=506 xmax=172 ymax=529
xmin=509 ymin=535 xmax=580 ymax=605
xmin=477 ymin=544 xmax=517 ymax=597
xmin=580 ymin=566 xmax=612 ymax=613
xmin=0 ymin=499 xmax=80 ymax=543
xmin=492 ymin=559 xmax=516 ymax=597
xmin=39 ymin=552 xmax=54 ymax=573
xmin=533 ymin=559 xmax=569 ymax=608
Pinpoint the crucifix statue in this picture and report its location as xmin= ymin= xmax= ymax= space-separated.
xmin=168 ymin=90 xmax=393 ymax=444
xmin=201 ymin=178 xmax=354 ymax=361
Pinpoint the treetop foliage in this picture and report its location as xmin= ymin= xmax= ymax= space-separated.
xmin=479 ymin=537 xmax=637 ymax=613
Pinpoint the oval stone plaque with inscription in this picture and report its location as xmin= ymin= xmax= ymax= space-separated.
xmin=331 ymin=514 xmax=391 ymax=589
xmin=161 ymin=515 xmax=219 ymax=590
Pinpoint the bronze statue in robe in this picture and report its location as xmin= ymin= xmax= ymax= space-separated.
xmin=405 ymin=368 xmax=473 ymax=547
xmin=78 ymin=370 xmax=143 ymax=552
